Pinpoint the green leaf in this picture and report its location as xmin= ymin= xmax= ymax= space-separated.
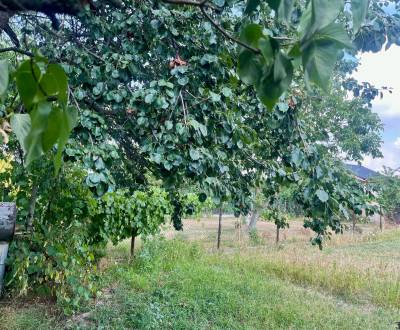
xmin=298 ymin=2 xmax=312 ymax=35
xmin=291 ymin=148 xmax=302 ymax=166
xmin=10 ymin=113 xmax=31 ymax=153
xmin=42 ymin=107 xmax=63 ymax=152
xmin=221 ymin=87 xmax=232 ymax=97
xmin=301 ymin=23 xmax=352 ymax=91
xmin=244 ymin=0 xmax=261 ymax=15
xmin=267 ymin=0 xmax=294 ymax=23
xmin=144 ymin=93 xmax=155 ymax=104
xmin=240 ymin=24 xmax=263 ymax=47
xmin=302 ymin=40 xmax=341 ymax=91
xmin=16 ymin=60 xmax=41 ymax=109
xmin=256 ymin=52 xmax=293 ymax=109
xmin=165 ymin=120 xmax=173 ymax=130
xmin=237 ymin=50 xmax=262 ymax=85
xmin=302 ymin=0 xmax=344 ymax=40
xmin=314 ymin=23 xmax=353 ymax=49
xmin=210 ymin=92 xmax=221 ymax=103
xmin=311 ymin=0 xmax=344 ymax=30
xmin=0 ymin=60 xmax=9 ymax=95
xmin=41 ymin=64 xmax=68 ymax=104
xmin=54 ymin=106 xmax=78 ymax=172
xmin=25 ymin=102 xmax=52 ymax=166
xmin=189 ymin=148 xmax=200 ymax=161
xmin=316 ymin=189 xmax=329 ymax=202
xmin=351 ymin=0 xmax=369 ymax=33
xmin=259 ymin=38 xmax=274 ymax=63
xmin=178 ymin=77 xmax=189 ymax=86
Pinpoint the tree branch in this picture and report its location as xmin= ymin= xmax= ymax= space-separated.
xmin=200 ymin=6 xmax=260 ymax=54
xmin=0 ymin=46 xmax=33 ymax=56
xmin=0 ymin=0 xmax=86 ymax=15
xmin=0 ymin=0 xmax=123 ymax=13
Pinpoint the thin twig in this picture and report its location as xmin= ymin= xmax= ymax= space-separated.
xmin=179 ymin=90 xmax=187 ymax=124
xmin=69 ymin=87 xmax=81 ymax=111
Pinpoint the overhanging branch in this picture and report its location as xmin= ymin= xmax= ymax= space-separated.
xmin=0 ymin=0 xmax=86 ymax=15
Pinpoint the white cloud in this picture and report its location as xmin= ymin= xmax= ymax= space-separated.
xmin=352 ymin=46 xmax=400 ymax=170
xmin=353 ymin=46 xmax=400 ymax=119
xmin=362 ymin=143 xmax=399 ymax=171
xmin=394 ymin=137 xmax=400 ymax=149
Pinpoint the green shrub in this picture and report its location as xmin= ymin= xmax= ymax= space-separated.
xmin=5 ymin=168 xmax=103 ymax=314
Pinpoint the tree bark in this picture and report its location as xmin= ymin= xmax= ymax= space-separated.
xmin=379 ymin=206 xmax=384 ymax=232
xmin=248 ymin=209 xmax=259 ymax=232
xmin=217 ymin=206 xmax=222 ymax=249
xmin=130 ymin=229 xmax=137 ymax=260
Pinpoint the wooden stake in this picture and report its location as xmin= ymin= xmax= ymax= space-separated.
xmin=217 ymin=206 xmax=222 ymax=249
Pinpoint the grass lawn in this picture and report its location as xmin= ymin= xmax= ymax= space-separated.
xmin=1 ymin=220 xmax=400 ymax=329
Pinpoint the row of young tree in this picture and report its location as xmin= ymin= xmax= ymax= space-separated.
xmin=0 ymin=0 xmax=398 ymax=313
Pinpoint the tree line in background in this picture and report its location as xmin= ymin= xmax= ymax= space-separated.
xmin=0 ymin=0 xmax=399 ymax=313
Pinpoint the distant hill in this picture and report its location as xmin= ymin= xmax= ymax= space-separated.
xmin=345 ymin=164 xmax=379 ymax=180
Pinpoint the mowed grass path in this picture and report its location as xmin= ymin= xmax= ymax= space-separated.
xmin=1 ymin=224 xmax=400 ymax=329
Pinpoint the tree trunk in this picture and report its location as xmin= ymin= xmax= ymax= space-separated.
xmin=217 ymin=206 xmax=222 ymax=249
xmin=248 ymin=209 xmax=259 ymax=232
xmin=130 ymin=229 xmax=137 ymax=260
xmin=276 ymin=226 xmax=280 ymax=244
xmin=379 ymin=206 xmax=384 ymax=232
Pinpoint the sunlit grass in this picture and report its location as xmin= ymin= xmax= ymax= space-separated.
xmin=1 ymin=221 xmax=399 ymax=329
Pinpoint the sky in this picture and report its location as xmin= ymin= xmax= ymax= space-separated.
xmin=352 ymin=46 xmax=400 ymax=172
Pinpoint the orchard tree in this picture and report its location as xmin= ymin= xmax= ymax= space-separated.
xmin=0 ymin=0 xmax=394 ymax=241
